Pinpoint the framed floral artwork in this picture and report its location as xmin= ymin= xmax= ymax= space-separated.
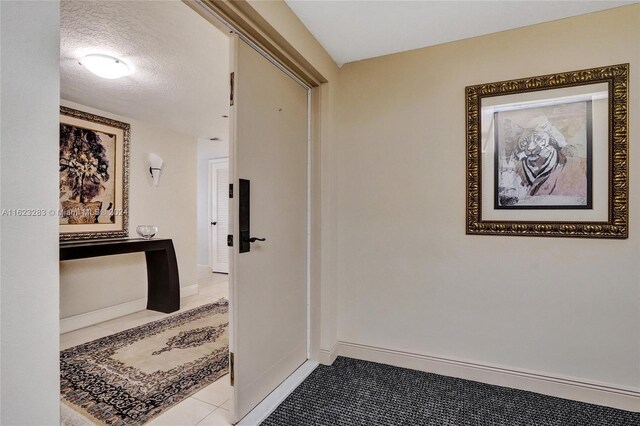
xmin=59 ymin=106 xmax=130 ymax=240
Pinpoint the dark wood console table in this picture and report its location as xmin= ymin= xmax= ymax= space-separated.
xmin=60 ymin=238 xmax=180 ymax=313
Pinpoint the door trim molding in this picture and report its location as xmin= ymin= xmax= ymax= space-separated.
xmin=185 ymin=0 xmax=326 ymax=87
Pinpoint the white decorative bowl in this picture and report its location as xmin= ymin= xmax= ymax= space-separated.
xmin=136 ymin=225 xmax=158 ymax=239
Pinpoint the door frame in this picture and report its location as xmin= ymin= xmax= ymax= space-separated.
xmin=185 ymin=0 xmax=327 ymax=87
xmin=191 ymin=0 xmax=318 ymax=331
xmin=208 ymin=158 xmax=229 ymax=274
xmin=185 ymin=1 xmax=328 ymax=421
xmin=186 ymin=0 xmax=326 ymax=363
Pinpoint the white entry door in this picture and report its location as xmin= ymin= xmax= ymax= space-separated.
xmin=228 ymin=35 xmax=309 ymax=422
xmin=209 ymin=159 xmax=229 ymax=273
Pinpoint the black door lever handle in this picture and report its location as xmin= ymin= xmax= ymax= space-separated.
xmin=211 ymin=221 xmax=217 ymax=225
xmin=249 ymin=237 xmax=266 ymax=243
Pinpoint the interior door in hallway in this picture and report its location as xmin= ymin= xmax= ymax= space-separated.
xmin=228 ymin=35 xmax=309 ymax=422
xmin=209 ymin=158 xmax=229 ymax=273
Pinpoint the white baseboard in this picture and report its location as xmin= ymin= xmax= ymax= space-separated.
xmin=60 ymin=284 xmax=200 ymax=334
xmin=197 ymin=264 xmax=212 ymax=280
xmin=182 ymin=283 xmax=199 ymax=297
xmin=60 ymin=297 xmax=147 ymax=334
xmin=319 ymin=342 xmax=338 ymax=365
xmin=237 ymin=360 xmax=318 ymax=426
xmin=338 ymin=341 xmax=640 ymax=413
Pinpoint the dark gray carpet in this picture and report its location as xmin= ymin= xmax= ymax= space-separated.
xmin=262 ymin=357 xmax=640 ymax=426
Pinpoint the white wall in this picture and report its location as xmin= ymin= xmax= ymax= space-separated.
xmin=60 ymin=100 xmax=198 ymax=318
xmin=0 ymin=1 xmax=61 ymax=423
xmin=197 ymin=138 xmax=228 ymax=267
xmin=335 ymin=4 xmax=640 ymax=405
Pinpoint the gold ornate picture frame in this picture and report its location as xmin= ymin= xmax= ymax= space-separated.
xmin=466 ymin=64 xmax=628 ymax=238
xmin=59 ymin=106 xmax=130 ymax=241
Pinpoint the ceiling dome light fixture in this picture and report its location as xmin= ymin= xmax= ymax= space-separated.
xmin=79 ymin=54 xmax=131 ymax=79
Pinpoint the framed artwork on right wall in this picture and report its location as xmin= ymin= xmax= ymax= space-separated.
xmin=465 ymin=63 xmax=629 ymax=238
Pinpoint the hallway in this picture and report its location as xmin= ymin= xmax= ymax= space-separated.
xmin=60 ymin=274 xmax=232 ymax=426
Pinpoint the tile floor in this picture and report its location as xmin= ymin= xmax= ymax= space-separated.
xmin=60 ymin=272 xmax=233 ymax=426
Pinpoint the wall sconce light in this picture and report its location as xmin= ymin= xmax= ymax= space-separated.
xmin=148 ymin=153 xmax=163 ymax=186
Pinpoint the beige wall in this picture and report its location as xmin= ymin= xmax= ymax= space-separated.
xmin=60 ymin=100 xmax=198 ymax=318
xmin=335 ymin=5 xmax=640 ymax=390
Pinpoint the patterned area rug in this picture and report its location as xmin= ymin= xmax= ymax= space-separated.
xmin=263 ymin=357 xmax=640 ymax=426
xmin=61 ymin=299 xmax=229 ymax=425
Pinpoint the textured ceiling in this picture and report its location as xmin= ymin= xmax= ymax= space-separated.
xmin=284 ymin=1 xmax=638 ymax=66
xmin=61 ymin=0 xmax=636 ymax=133
xmin=61 ymin=1 xmax=229 ymax=140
